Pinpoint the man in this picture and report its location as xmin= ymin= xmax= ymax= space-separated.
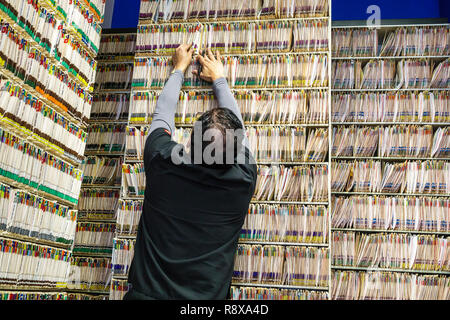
xmin=124 ymin=44 xmax=257 ymax=300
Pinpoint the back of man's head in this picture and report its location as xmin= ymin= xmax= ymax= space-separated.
xmin=190 ymin=108 xmax=245 ymax=166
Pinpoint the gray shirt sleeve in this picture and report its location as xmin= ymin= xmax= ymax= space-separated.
xmin=212 ymin=77 xmax=244 ymax=125
xmin=149 ymin=70 xmax=184 ymax=135
xmin=212 ymin=77 xmax=250 ymax=149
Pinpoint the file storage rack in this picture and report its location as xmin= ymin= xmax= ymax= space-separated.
xmin=0 ymin=0 xmax=105 ymax=299
xmin=330 ymin=20 xmax=450 ymax=300
xmin=71 ymin=29 xmax=136 ymax=300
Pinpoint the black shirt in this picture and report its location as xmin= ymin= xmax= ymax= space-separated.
xmin=126 ymin=128 xmax=257 ymax=299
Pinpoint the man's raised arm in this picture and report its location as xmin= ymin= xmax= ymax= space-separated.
xmin=193 ymin=49 xmax=244 ymax=126
xmin=149 ymin=44 xmax=194 ymax=135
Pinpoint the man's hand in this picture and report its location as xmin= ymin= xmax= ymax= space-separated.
xmin=192 ymin=49 xmax=225 ymax=83
xmin=173 ymin=44 xmax=195 ymax=73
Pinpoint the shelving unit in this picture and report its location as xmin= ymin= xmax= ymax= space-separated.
xmin=137 ymin=16 xmax=329 ymax=25
xmin=331 ymin=88 xmax=447 ymax=92
xmin=332 ymin=191 xmax=450 ymax=197
xmin=132 ymin=87 xmax=330 ymax=92
xmin=331 ymin=228 xmax=450 ymax=236
xmin=238 ymin=241 xmax=328 ymax=247
xmin=127 ymin=122 xmax=330 ymax=128
xmin=330 ymin=266 xmax=449 ymax=276
xmin=0 ymin=0 xmax=104 ymax=298
xmin=2 ymin=1 xmax=443 ymax=302
xmin=123 ymin=159 xmax=329 ymax=166
xmin=332 ymin=122 xmax=448 ymax=126
xmin=229 ymin=283 xmax=329 ymax=291
xmin=81 ymin=29 xmax=139 ymax=300
xmin=69 ymin=28 xmax=134 ymax=299
xmin=330 ymin=20 xmax=450 ymax=300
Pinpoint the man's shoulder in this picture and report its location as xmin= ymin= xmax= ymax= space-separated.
xmin=145 ymin=128 xmax=179 ymax=163
xmin=147 ymin=127 xmax=173 ymax=144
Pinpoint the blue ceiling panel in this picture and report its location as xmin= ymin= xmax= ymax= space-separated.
xmin=109 ymin=0 xmax=449 ymax=29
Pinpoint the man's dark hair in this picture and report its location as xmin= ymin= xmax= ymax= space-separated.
xmin=190 ymin=107 xmax=244 ymax=165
